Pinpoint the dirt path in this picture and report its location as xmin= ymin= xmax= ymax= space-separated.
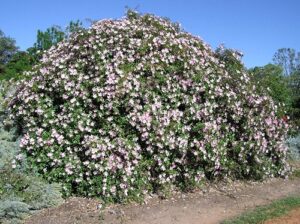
xmin=24 ymin=177 xmax=300 ymax=224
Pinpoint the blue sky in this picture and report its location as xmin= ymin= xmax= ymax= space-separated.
xmin=0 ymin=0 xmax=299 ymax=68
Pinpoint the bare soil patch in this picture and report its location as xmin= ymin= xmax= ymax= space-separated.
xmin=24 ymin=176 xmax=300 ymax=224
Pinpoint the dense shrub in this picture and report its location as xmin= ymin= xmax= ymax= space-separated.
xmin=9 ymin=11 xmax=290 ymax=202
xmin=0 ymin=81 xmax=63 ymax=224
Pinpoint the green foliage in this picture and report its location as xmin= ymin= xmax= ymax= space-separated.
xmin=270 ymin=48 xmax=300 ymax=129
xmin=289 ymin=70 xmax=300 ymax=128
xmin=0 ymin=51 xmax=35 ymax=81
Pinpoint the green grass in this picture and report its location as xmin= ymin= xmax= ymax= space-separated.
xmin=222 ymin=196 xmax=300 ymax=224
xmin=288 ymin=164 xmax=300 ymax=180
xmin=292 ymin=169 xmax=300 ymax=178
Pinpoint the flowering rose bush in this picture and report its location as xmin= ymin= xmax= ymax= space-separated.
xmin=8 ymin=11 xmax=290 ymax=202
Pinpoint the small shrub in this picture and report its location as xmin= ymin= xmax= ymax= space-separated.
xmin=0 ymin=80 xmax=63 ymax=223
xmin=9 ymin=11 xmax=290 ymax=202
xmin=286 ymin=134 xmax=300 ymax=160
xmin=0 ymin=200 xmax=30 ymax=223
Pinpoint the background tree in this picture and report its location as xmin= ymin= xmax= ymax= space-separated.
xmin=0 ymin=20 xmax=85 ymax=81
xmin=273 ymin=48 xmax=300 ymax=76
xmin=0 ymin=30 xmax=18 ymax=74
xmin=65 ymin=20 xmax=84 ymax=39
xmin=28 ymin=20 xmax=84 ymax=61
xmin=289 ymin=69 xmax=300 ymax=128
xmin=215 ymin=44 xmax=245 ymax=76
xmin=271 ymin=48 xmax=300 ymax=129
xmin=249 ymin=64 xmax=292 ymax=108
xmin=0 ymin=51 xmax=35 ymax=80
xmin=35 ymin=26 xmax=64 ymax=51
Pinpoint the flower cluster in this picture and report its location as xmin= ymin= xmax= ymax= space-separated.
xmin=9 ymin=11 xmax=290 ymax=201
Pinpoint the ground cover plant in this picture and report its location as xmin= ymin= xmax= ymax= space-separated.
xmin=8 ymin=11 xmax=290 ymax=203
xmin=286 ymin=134 xmax=300 ymax=160
xmin=0 ymin=81 xmax=63 ymax=224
